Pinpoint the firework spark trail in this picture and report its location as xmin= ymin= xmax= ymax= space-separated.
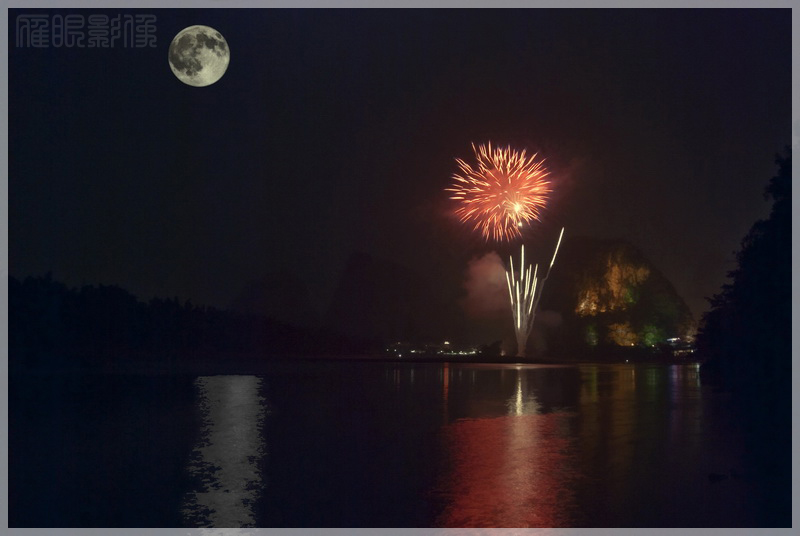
xmin=447 ymin=142 xmax=552 ymax=242
xmin=507 ymin=228 xmax=565 ymax=357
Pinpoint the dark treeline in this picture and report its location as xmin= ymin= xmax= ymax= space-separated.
xmin=696 ymin=148 xmax=791 ymax=526
xmin=9 ymin=274 xmax=368 ymax=370
xmin=697 ymin=148 xmax=791 ymax=397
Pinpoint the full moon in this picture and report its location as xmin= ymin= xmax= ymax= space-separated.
xmin=168 ymin=25 xmax=230 ymax=87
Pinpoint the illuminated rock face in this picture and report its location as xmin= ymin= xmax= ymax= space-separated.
xmin=540 ymin=237 xmax=694 ymax=350
xmin=575 ymin=250 xmax=651 ymax=317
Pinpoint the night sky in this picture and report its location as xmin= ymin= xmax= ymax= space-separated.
xmin=9 ymin=9 xmax=791 ymax=328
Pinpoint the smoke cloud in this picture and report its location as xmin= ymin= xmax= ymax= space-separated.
xmin=536 ymin=310 xmax=563 ymax=328
xmin=462 ymin=252 xmax=509 ymax=318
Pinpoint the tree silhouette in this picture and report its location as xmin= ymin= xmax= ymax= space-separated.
xmin=695 ymin=148 xmax=792 ymax=527
xmin=9 ymin=273 xmax=366 ymax=371
xmin=697 ymin=148 xmax=791 ymax=397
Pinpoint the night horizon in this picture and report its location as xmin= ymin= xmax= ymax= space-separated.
xmin=10 ymin=9 xmax=791 ymax=329
xmin=7 ymin=6 xmax=793 ymax=530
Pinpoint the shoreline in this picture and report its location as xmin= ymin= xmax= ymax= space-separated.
xmin=9 ymin=351 xmax=702 ymax=377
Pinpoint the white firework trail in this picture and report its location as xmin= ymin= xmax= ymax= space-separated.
xmin=506 ymin=227 xmax=564 ymax=357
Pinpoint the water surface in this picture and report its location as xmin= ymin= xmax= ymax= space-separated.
xmin=9 ymin=361 xmax=790 ymax=527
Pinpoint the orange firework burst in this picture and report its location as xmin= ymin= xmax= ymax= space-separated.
xmin=447 ymin=142 xmax=551 ymax=242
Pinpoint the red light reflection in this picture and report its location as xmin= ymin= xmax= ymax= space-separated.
xmin=433 ymin=413 xmax=578 ymax=527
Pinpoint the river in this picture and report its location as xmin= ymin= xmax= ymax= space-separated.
xmin=8 ymin=360 xmax=790 ymax=527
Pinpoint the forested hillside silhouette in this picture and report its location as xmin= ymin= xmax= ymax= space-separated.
xmin=697 ymin=148 xmax=791 ymax=396
xmin=695 ymin=148 xmax=791 ymax=524
xmin=9 ymin=274 xmax=366 ymax=370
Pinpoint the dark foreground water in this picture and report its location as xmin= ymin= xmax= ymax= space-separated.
xmin=9 ymin=361 xmax=791 ymax=527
